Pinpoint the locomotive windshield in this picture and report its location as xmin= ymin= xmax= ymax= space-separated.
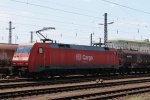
xmin=16 ymin=46 xmax=32 ymax=53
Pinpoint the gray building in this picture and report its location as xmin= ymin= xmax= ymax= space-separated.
xmin=107 ymin=39 xmax=150 ymax=53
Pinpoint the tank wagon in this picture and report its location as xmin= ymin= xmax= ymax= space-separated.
xmin=12 ymin=42 xmax=119 ymax=77
xmin=0 ymin=43 xmax=17 ymax=74
xmin=117 ymin=49 xmax=150 ymax=73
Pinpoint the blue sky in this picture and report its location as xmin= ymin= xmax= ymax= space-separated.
xmin=0 ymin=0 xmax=150 ymax=45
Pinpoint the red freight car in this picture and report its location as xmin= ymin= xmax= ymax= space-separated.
xmin=0 ymin=43 xmax=17 ymax=74
xmin=12 ymin=42 xmax=119 ymax=76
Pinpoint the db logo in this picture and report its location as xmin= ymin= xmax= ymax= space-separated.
xmin=76 ymin=54 xmax=82 ymax=61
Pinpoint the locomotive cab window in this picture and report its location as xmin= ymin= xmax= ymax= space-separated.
xmin=16 ymin=46 xmax=32 ymax=53
xmin=38 ymin=47 xmax=43 ymax=54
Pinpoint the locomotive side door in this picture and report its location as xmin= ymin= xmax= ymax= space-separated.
xmin=35 ymin=47 xmax=45 ymax=72
xmin=44 ymin=47 xmax=50 ymax=68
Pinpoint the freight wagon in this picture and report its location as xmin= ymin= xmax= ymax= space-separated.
xmin=117 ymin=49 xmax=150 ymax=73
xmin=0 ymin=43 xmax=17 ymax=74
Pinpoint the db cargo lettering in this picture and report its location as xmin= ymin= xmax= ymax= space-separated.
xmin=76 ymin=54 xmax=93 ymax=61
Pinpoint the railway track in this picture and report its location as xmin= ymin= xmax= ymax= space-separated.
xmin=53 ymin=85 xmax=150 ymax=100
xmin=0 ymin=75 xmax=107 ymax=89
xmin=0 ymin=77 xmax=96 ymax=89
xmin=0 ymin=77 xmax=150 ymax=99
xmin=0 ymin=73 xmax=149 ymax=84
xmin=0 ymin=78 xmax=32 ymax=83
xmin=0 ymin=77 xmax=150 ymax=90
xmin=1 ymin=74 xmax=150 ymax=89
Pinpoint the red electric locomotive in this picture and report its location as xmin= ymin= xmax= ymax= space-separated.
xmin=12 ymin=42 xmax=119 ymax=77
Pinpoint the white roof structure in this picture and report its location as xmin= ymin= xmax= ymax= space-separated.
xmin=108 ymin=39 xmax=150 ymax=53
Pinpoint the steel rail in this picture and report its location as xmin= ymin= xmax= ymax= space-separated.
xmin=0 ymin=77 xmax=150 ymax=99
xmin=0 ymin=77 xmax=150 ymax=89
xmin=52 ymin=86 xmax=150 ymax=100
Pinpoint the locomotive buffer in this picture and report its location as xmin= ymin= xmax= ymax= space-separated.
xmin=36 ymin=27 xmax=55 ymax=43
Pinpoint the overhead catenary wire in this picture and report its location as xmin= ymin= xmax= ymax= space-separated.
xmin=0 ymin=3 xmax=104 ymax=26
xmin=0 ymin=20 xmax=100 ymax=35
xmin=101 ymin=0 xmax=150 ymax=15
xmin=0 ymin=0 xmax=149 ymax=44
xmin=3 ymin=0 xmax=150 ymax=27
xmin=0 ymin=12 xmax=99 ymax=29
xmin=1 ymin=2 xmax=150 ymax=28
xmin=9 ymin=0 xmax=150 ymax=28
xmin=37 ymin=0 xmax=98 ymax=13
xmin=38 ymin=0 xmax=145 ymax=28
xmin=0 ymin=17 xmax=149 ymax=40
xmin=9 ymin=0 xmax=101 ymax=19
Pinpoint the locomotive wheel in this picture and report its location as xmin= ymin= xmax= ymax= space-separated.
xmin=12 ymin=67 xmax=19 ymax=76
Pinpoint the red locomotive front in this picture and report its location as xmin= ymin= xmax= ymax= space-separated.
xmin=12 ymin=43 xmax=33 ymax=75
